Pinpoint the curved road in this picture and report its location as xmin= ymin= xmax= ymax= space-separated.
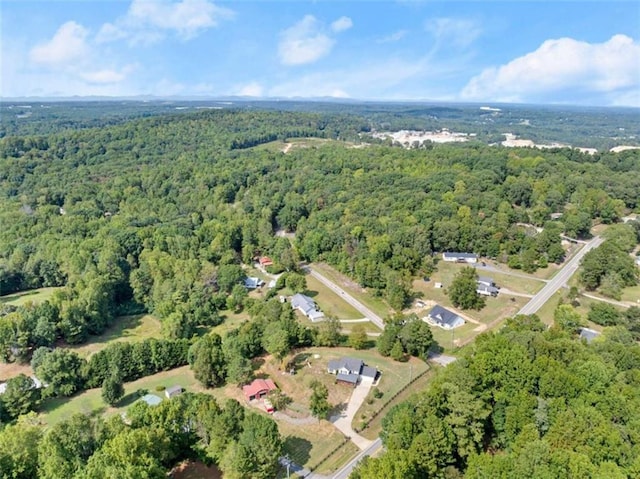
xmin=518 ymin=235 xmax=603 ymax=316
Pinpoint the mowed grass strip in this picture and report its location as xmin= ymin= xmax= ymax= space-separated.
xmin=41 ymin=366 xmax=203 ymax=426
xmin=70 ymin=314 xmax=163 ymax=358
xmin=304 ymin=274 xmax=363 ymax=319
xmin=0 ymin=287 xmax=63 ymax=306
xmin=313 ymin=263 xmax=392 ymax=319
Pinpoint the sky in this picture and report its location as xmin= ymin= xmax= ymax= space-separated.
xmin=1 ymin=1 xmax=639 ymax=106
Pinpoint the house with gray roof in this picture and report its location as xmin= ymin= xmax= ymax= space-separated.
xmin=291 ymin=293 xmax=324 ymax=322
xmin=579 ymin=327 xmax=601 ymax=344
xmin=327 ymin=357 xmax=379 ymax=386
xmin=425 ymin=305 xmax=465 ymax=329
xmin=165 ymin=385 xmax=183 ymax=399
xmin=244 ymin=277 xmax=265 ymax=289
xmin=477 ymin=276 xmax=495 ymax=287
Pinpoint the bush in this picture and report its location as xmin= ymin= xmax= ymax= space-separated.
xmin=372 ymin=387 xmax=383 ymax=399
xmin=155 ymin=385 xmax=166 ymax=392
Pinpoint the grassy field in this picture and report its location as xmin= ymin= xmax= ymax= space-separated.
xmin=304 ymin=274 xmax=362 ymax=319
xmin=70 ymin=314 xmax=162 ymax=358
xmin=622 ymin=285 xmax=640 ymax=303
xmin=41 ymin=366 xmax=203 ymax=426
xmin=0 ymin=287 xmax=62 ymax=306
xmin=313 ymin=263 xmax=392 ymax=319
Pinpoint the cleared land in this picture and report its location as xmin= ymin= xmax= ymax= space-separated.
xmin=313 ymin=263 xmax=392 ymax=319
xmin=70 ymin=314 xmax=162 ymax=358
xmin=0 ymin=287 xmax=62 ymax=306
xmin=304 ymin=274 xmax=363 ymax=319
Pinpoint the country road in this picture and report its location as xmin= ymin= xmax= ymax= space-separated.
xmin=304 ymin=266 xmax=386 ymax=330
xmin=331 ymin=438 xmax=383 ymax=479
xmin=518 ymin=236 xmax=604 ymax=316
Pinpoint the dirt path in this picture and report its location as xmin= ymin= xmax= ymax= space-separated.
xmin=282 ymin=142 xmax=293 ymax=153
xmin=273 ymin=411 xmax=318 ymax=426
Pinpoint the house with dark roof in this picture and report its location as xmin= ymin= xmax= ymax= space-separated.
xmin=579 ymin=327 xmax=601 ymax=344
xmin=477 ymin=284 xmax=499 ymax=297
xmin=327 ymin=357 xmax=379 ymax=386
xmin=242 ymin=378 xmax=278 ymax=401
xmin=425 ymin=305 xmax=465 ymax=329
xmin=442 ymin=252 xmax=478 ymax=263
xmin=291 ymin=293 xmax=324 ymax=322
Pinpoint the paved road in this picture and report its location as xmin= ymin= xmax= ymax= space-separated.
xmin=305 ymin=266 xmax=386 ymax=330
xmin=518 ymin=236 xmax=604 ymax=316
xmin=331 ymin=438 xmax=383 ymax=479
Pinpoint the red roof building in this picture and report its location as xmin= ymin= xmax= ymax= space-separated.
xmin=259 ymin=256 xmax=274 ymax=267
xmin=242 ymin=378 xmax=277 ymax=401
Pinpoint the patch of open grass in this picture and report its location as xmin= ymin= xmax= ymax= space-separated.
xmin=70 ymin=314 xmax=162 ymax=358
xmin=622 ymin=285 xmax=640 ymax=303
xmin=304 ymin=274 xmax=362 ymax=319
xmin=41 ymin=366 xmax=203 ymax=426
xmin=313 ymin=263 xmax=392 ymax=319
xmin=0 ymin=287 xmax=62 ymax=306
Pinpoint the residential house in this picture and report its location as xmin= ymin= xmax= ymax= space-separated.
xmin=477 ymin=276 xmax=495 ymax=287
xmin=165 ymin=385 xmax=183 ymax=399
xmin=424 ymin=305 xmax=465 ymax=329
xmin=327 ymin=357 xmax=379 ymax=386
xmin=290 ymin=293 xmax=324 ymax=321
xmin=243 ymin=378 xmax=278 ymax=401
xmin=579 ymin=328 xmax=601 ymax=344
xmin=0 ymin=375 xmax=45 ymax=395
xmin=244 ymin=277 xmax=265 ymax=289
xmin=442 ymin=252 xmax=479 ymax=263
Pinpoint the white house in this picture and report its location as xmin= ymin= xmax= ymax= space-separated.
xmin=327 ymin=357 xmax=378 ymax=386
xmin=290 ymin=293 xmax=324 ymax=321
xmin=442 ymin=252 xmax=478 ymax=263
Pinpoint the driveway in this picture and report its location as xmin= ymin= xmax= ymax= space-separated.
xmin=329 ymin=380 xmax=374 ymax=451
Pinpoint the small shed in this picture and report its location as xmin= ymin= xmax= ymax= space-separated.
xmin=165 ymin=385 xmax=183 ymax=399
xmin=259 ymin=256 xmax=274 ymax=267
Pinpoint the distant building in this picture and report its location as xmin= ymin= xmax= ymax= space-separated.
xmin=290 ymin=293 xmax=324 ymax=321
xmin=244 ymin=277 xmax=265 ymax=289
xmin=165 ymin=385 xmax=183 ymax=399
xmin=442 ymin=252 xmax=478 ymax=264
xmin=579 ymin=327 xmax=601 ymax=344
xmin=424 ymin=305 xmax=465 ymax=329
xmin=259 ymin=256 xmax=274 ymax=267
xmin=243 ymin=378 xmax=277 ymax=401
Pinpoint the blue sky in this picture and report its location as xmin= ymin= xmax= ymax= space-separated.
xmin=2 ymin=1 xmax=639 ymax=106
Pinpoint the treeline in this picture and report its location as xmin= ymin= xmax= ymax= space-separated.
xmin=0 ymin=393 xmax=282 ymax=479
xmin=352 ymin=315 xmax=640 ymax=478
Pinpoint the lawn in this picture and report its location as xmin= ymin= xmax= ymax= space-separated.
xmin=313 ymin=263 xmax=393 ymax=319
xmin=622 ymin=285 xmax=640 ymax=304
xmin=41 ymin=366 xmax=204 ymax=426
xmin=0 ymin=287 xmax=62 ymax=306
xmin=70 ymin=314 xmax=162 ymax=358
xmin=304 ymin=274 xmax=362 ymax=319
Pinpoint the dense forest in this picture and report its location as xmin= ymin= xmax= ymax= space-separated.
xmin=1 ymin=108 xmax=639 ymax=357
xmin=352 ymin=315 xmax=640 ymax=478
xmin=0 ymin=105 xmax=639 ymax=477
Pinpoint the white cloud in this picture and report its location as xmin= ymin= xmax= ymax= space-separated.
xmin=29 ymin=21 xmax=89 ymax=66
xmin=331 ymin=16 xmax=353 ymax=33
xmin=236 ymin=82 xmax=264 ymax=97
xmin=80 ymin=65 xmax=137 ymax=84
xmin=98 ymin=0 xmax=233 ymax=44
xmin=279 ymin=15 xmax=335 ymax=66
xmin=377 ymin=30 xmax=407 ymax=44
xmin=461 ymin=35 xmax=640 ymax=104
xmin=425 ymin=17 xmax=481 ymax=48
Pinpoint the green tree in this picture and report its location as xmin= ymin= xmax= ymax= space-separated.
xmin=188 ymin=333 xmax=227 ymax=388
xmin=0 ymin=415 xmax=43 ymax=479
xmin=216 ymin=264 xmax=246 ymax=293
xmin=315 ymin=316 xmax=342 ymax=347
xmin=349 ymin=324 xmax=369 ymax=350
xmin=448 ymin=267 xmax=485 ymax=310
xmin=391 ymin=340 xmax=405 ymax=361
xmin=1 ymin=374 xmax=41 ymax=419
xmin=399 ymin=317 xmax=434 ymax=359
xmin=101 ymin=372 xmax=124 ymax=406
xmin=309 ymin=380 xmax=330 ymax=420
xmin=588 ymin=302 xmax=622 ymax=326
xmin=262 ymin=323 xmax=291 ymax=366
xmin=285 ymin=272 xmax=307 ymax=293
xmin=31 ymin=347 xmax=85 ymax=397
xmin=554 ymin=304 xmax=584 ymax=333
